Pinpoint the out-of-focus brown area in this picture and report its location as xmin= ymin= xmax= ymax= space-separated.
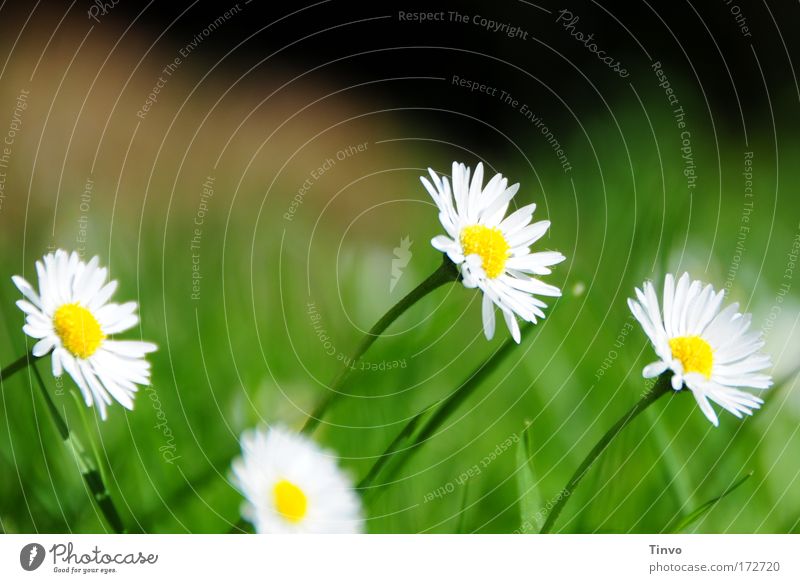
xmin=0 ymin=5 xmax=411 ymax=257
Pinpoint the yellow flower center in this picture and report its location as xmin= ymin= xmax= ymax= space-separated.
xmin=460 ymin=225 xmax=510 ymax=279
xmin=669 ymin=335 xmax=713 ymax=378
xmin=273 ymin=479 xmax=308 ymax=523
xmin=53 ymin=303 xmax=105 ymax=359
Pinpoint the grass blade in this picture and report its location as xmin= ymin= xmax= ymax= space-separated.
xmin=670 ymin=472 xmax=753 ymax=533
xmin=360 ymin=327 xmax=528 ymax=499
xmin=455 ymin=481 xmax=471 ymax=534
xmin=32 ymin=362 xmax=126 ymax=533
xmin=515 ymin=423 xmax=543 ymax=533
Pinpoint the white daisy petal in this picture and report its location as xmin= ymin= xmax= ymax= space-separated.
xmin=695 ymin=289 xmax=724 ymax=332
xmin=431 ymin=235 xmax=456 ymax=254
xmin=16 ymin=299 xmax=43 ymax=316
xmin=662 ymin=273 xmax=676 ymax=338
xmin=89 ymin=362 xmax=134 ymax=411
xmin=703 ymin=302 xmax=742 ymax=348
xmin=80 ymin=361 xmax=112 ymax=407
xmin=678 ymin=279 xmax=702 ymax=335
xmin=17 ymin=304 xmax=52 ymax=329
xmin=520 ymin=251 xmax=566 ymax=268
xmin=643 ymin=361 xmax=668 ymax=378
xmin=642 ymin=282 xmax=662 ymax=331
xmin=506 ymin=221 xmax=550 ymax=248
xmin=502 ymin=308 xmax=521 ymax=344
xmin=478 ymin=172 xmax=505 ymax=211
xmin=714 ymin=336 xmax=766 ymax=365
xmin=87 ymin=280 xmax=118 ymax=312
xmin=51 ymin=348 xmax=65 ymax=377
xmin=23 ymin=323 xmax=50 ymax=339
xmin=103 ymin=340 xmax=158 ymax=357
xmin=685 ymin=284 xmax=713 ymax=334
xmin=32 ymin=337 xmax=56 ymax=357
xmin=60 ymin=353 xmax=93 ymax=408
xmin=481 ymin=292 xmax=496 ymax=340
xmin=96 ymin=301 xmax=137 ymax=325
xmin=501 ymin=274 xmax=561 ymax=297
xmin=452 ymin=162 xmax=468 ymax=218
xmin=420 ymin=175 xmax=440 ymax=205
xmin=481 ymin=182 xmax=519 ymax=225
xmin=692 ymin=390 xmax=719 ymax=427
xmin=628 ymin=297 xmax=658 ymax=346
xmin=76 ymin=264 xmax=108 ymax=306
xmin=481 ymin=178 xmax=512 ymax=225
xmin=12 ymin=276 xmax=43 ymax=309
xmin=671 ymin=273 xmax=690 ymax=337
xmin=499 ymin=202 xmax=536 ymax=234
xmin=466 ymin=162 xmax=484 ymax=222
xmin=103 ymin=315 xmax=140 ymax=335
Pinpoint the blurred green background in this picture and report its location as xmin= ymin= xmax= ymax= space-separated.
xmin=0 ymin=1 xmax=798 ymax=534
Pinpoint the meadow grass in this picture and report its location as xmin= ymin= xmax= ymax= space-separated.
xmin=0 ymin=100 xmax=798 ymax=534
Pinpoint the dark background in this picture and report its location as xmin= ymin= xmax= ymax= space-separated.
xmin=110 ymin=0 xmax=798 ymax=142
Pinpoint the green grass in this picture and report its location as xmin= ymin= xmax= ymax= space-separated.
xmin=0 ymin=94 xmax=798 ymax=534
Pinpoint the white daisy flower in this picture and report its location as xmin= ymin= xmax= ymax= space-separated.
xmin=421 ymin=161 xmax=565 ymax=343
xmin=12 ymin=249 xmax=157 ymax=420
xmin=628 ymin=272 xmax=773 ymax=426
xmin=231 ymin=426 xmax=363 ymax=533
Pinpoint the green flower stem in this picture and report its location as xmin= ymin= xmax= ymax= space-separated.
xmin=539 ymin=374 xmax=672 ymax=534
xmin=30 ymin=362 xmax=126 ymax=534
xmin=302 ymin=256 xmax=460 ymax=434
xmin=0 ymin=353 xmax=37 ymax=383
xmin=357 ymin=409 xmax=427 ymax=492
xmin=359 ymin=324 xmax=531 ymax=494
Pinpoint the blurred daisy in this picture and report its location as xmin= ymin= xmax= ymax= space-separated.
xmin=628 ymin=272 xmax=772 ymax=426
xmin=421 ymin=162 xmax=565 ymax=343
xmin=12 ymin=250 xmax=156 ymax=419
xmin=231 ymin=426 xmax=363 ymax=533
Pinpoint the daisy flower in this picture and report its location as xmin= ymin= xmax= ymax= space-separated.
xmin=12 ymin=249 xmax=156 ymax=419
xmin=628 ymin=272 xmax=772 ymax=426
xmin=421 ymin=162 xmax=565 ymax=343
xmin=231 ymin=426 xmax=363 ymax=533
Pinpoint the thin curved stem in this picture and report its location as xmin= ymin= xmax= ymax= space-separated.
xmin=539 ymin=374 xmax=672 ymax=534
xmin=302 ymin=256 xmax=460 ymax=434
xmin=0 ymin=353 xmax=37 ymax=383
xmin=31 ymin=362 xmax=126 ymax=533
xmin=359 ymin=324 xmax=531 ymax=494
xmin=357 ymin=408 xmax=427 ymax=492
